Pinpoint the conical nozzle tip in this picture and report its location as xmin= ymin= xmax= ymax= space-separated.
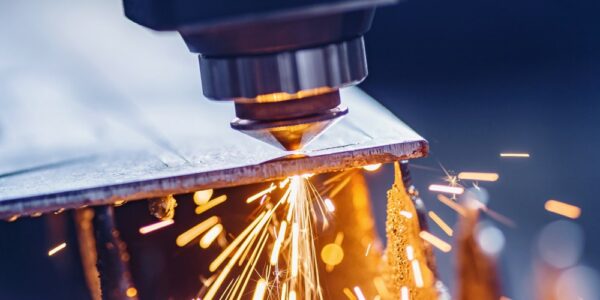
xmin=232 ymin=107 xmax=348 ymax=151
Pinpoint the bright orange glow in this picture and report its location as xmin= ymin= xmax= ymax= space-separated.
xmin=139 ymin=219 xmax=174 ymax=234
xmin=176 ymin=216 xmax=219 ymax=247
xmin=437 ymin=194 xmax=466 ymax=216
xmin=321 ymin=243 xmax=344 ymax=266
xmin=200 ymin=224 xmax=224 ymax=249
xmin=500 ymin=153 xmax=530 ymax=158
xmin=126 ymin=287 xmax=137 ymax=298
xmin=419 ymin=231 xmax=452 ymax=253
xmin=458 ymin=172 xmax=499 ymax=182
xmin=363 ymin=163 xmax=382 ymax=172
xmin=48 ymin=242 xmax=67 ymax=256
xmin=428 ymin=184 xmax=464 ymax=195
xmin=428 ymin=211 xmax=454 ymax=236
xmin=545 ymin=200 xmax=581 ymax=219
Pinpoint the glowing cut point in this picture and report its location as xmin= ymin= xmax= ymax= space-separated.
xmin=48 ymin=242 xmax=67 ymax=256
xmin=139 ymin=219 xmax=174 ymax=235
xmin=545 ymin=200 xmax=581 ymax=219
xmin=363 ymin=163 xmax=382 ymax=172
xmin=458 ymin=172 xmax=499 ymax=182
xmin=419 ymin=231 xmax=452 ymax=253
xmin=429 ymin=184 xmax=464 ymax=195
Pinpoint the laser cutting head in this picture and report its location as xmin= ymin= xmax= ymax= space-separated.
xmin=123 ymin=0 xmax=396 ymax=150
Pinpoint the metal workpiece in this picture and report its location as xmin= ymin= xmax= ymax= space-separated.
xmin=200 ymin=37 xmax=367 ymax=100
xmin=0 ymin=88 xmax=428 ymax=219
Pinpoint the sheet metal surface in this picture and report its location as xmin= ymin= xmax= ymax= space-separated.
xmin=0 ymin=0 xmax=427 ymax=218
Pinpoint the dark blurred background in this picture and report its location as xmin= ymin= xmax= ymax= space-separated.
xmin=363 ymin=0 xmax=600 ymax=298
xmin=1 ymin=0 xmax=599 ymax=299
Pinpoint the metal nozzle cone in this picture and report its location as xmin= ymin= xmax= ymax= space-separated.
xmin=232 ymin=107 xmax=348 ymax=151
xmin=235 ymin=119 xmax=334 ymax=151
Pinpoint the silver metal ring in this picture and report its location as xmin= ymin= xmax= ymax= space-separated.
xmin=199 ymin=37 xmax=368 ymax=100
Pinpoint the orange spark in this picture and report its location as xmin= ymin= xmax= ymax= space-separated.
xmin=195 ymin=195 xmax=227 ymax=214
xmin=419 ymin=231 xmax=452 ymax=253
xmin=545 ymin=200 xmax=581 ymax=219
xmin=48 ymin=242 xmax=67 ymax=256
xmin=252 ymin=279 xmax=267 ymax=300
xmin=437 ymin=194 xmax=467 ymax=216
xmin=139 ymin=219 xmax=174 ymax=235
xmin=353 ymin=286 xmax=366 ymax=300
xmin=500 ymin=153 xmax=530 ymax=158
xmin=176 ymin=216 xmax=219 ymax=247
xmin=428 ymin=211 xmax=454 ymax=236
xmin=200 ymin=224 xmax=224 ymax=249
xmin=458 ymin=172 xmax=499 ymax=182
xmin=126 ymin=287 xmax=138 ymax=298
xmin=324 ymin=198 xmax=336 ymax=213
xmin=246 ymin=183 xmax=276 ymax=203
xmin=429 ymin=184 xmax=464 ymax=195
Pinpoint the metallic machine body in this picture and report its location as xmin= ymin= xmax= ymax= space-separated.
xmin=123 ymin=0 xmax=396 ymax=150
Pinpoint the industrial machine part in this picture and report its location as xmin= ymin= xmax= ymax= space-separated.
xmin=0 ymin=0 xmax=426 ymax=219
xmin=123 ymin=0 xmax=396 ymax=150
